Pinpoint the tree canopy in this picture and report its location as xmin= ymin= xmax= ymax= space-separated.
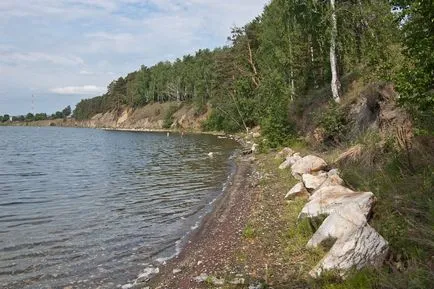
xmin=70 ymin=0 xmax=431 ymax=141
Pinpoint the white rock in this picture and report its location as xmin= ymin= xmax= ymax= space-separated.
xmin=302 ymin=173 xmax=328 ymax=191
xmin=279 ymin=154 xmax=302 ymax=170
xmin=327 ymin=169 xmax=340 ymax=176
xmin=193 ymin=273 xmax=208 ymax=283
xmin=209 ymin=276 xmax=225 ymax=285
xmin=279 ymin=159 xmax=292 ymax=170
xmin=172 ymin=268 xmax=182 ymax=274
xmin=137 ymin=267 xmax=159 ymax=280
xmin=229 ymin=277 xmax=245 ymax=285
xmin=121 ymin=284 xmax=133 ymax=289
xmin=285 ymin=182 xmax=309 ymax=199
xmin=252 ymin=143 xmax=259 ymax=153
xmin=309 ymin=208 xmax=388 ymax=277
xmin=321 ymin=174 xmax=345 ymax=188
xmin=208 ymin=152 xmax=214 ymax=158
xmin=291 ymin=155 xmax=328 ymax=178
xmin=307 ymin=204 xmax=368 ymax=248
xmin=299 ymin=185 xmax=375 ymax=219
xmin=275 ymin=147 xmax=294 ymax=159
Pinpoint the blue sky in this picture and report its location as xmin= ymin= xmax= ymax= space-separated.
xmin=0 ymin=0 xmax=268 ymax=115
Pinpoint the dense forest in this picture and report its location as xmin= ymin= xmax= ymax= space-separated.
xmin=73 ymin=0 xmax=432 ymax=145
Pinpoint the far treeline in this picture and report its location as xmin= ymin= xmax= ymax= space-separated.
xmin=73 ymin=0 xmax=433 ymax=146
xmin=1 ymin=106 xmax=72 ymax=123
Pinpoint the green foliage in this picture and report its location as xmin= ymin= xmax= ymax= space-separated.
xmin=25 ymin=113 xmax=34 ymax=121
xmin=12 ymin=115 xmax=25 ymax=122
xmin=162 ymin=105 xmax=178 ymax=129
xmin=62 ymin=105 xmax=71 ymax=117
xmin=34 ymin=113 xmax=48 ymax=121
xmin=201 ymin=110 xmax=241 ymax=133
xmin=316 ymin=268 xmax=377 ymax=289
xmin=260 ymin=71 xmax=295 ymax=148
xmin=1 ymin=114 xmax=10 ymax=122
xmin=242 ymin=223 xmax=256 ymax=239
xmin=393 ymin=0 xmax=434 ymax=120
xmin=338 ymin=144 xmax=434 ymax=288
xmin=317 ymin=103 xmax=348 ymax=144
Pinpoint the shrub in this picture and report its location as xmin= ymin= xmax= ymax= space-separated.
xmin=162 ymin=105 xmax=178 ymax=129
xmin=317 ymin=103 xmax=348 ymax=144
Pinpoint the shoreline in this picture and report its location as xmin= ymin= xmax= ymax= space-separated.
xmin=135 ymin=154 xmax=257 ymax=289
xmin=1 ymin=122 xmax=227 ymax=137
xmin=100 ymin=127 xmax=227 ymax=136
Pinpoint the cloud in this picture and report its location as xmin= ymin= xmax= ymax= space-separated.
xmin=0 ymin=51 xmax=84 ymax=66
xmin=79 ymin=70 xmax=94 ymax=75
xmin=0 ymin=0 xmax=269 ymax=114
xmin=84 ymin=32 xmax=138 ymax=53
xmin=50 ymin=85 xmax=106 ymax=95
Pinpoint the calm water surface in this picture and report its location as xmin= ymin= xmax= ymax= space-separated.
xmin=0 ymin=127 xmax=239 ymax=288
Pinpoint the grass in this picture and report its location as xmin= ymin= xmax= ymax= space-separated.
xmin=309 ymin=131 xmax=434 ymax=289
xmin=335 ymin=151 xmax=434 ymax=289
xmin=213 ymin=128 xmax=432 ymax=289
xmin=226 ymin=154 xmax=326 ymax=288
xmin=242 ymin=223 xmax=257 ymax=239
xmin=255 ymin=132 xmax=433 ymax=288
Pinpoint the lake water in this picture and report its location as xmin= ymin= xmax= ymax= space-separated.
xmin=0 ymin=127 xmax=239 ymax=289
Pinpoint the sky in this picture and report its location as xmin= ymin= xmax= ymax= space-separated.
xmin=0 ymin=0 xmax=269 ymax=116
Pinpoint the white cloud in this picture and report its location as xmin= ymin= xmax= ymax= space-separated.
xmin=50 ymin=85 xmax=106 ymax=95
xmin=0 ymin=0 xmax=269 ymax=114
xmin=0 ymin=51 xmax=84 ymax=66
xmin=84 ymin=32 xmax=138 ymax=53
xmin=79 ymin=70 xmax=94 ymax=75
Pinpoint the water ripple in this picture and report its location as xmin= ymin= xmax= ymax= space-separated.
xmin=0 ymin=127 xmax=238 ymax=289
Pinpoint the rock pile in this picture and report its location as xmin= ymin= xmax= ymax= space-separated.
xmin=277 ymin=148 xmax=389 ymax=278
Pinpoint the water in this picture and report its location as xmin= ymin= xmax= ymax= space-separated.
xmin=0 ymin=127 xmax=239 ymax=289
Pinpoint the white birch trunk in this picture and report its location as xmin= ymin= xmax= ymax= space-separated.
xmin=287 ymin=22 xmax=295 ymax=99
xmin=330 ymin=0 xmax=341 ymax=103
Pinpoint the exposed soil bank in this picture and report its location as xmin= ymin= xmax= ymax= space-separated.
xmin=5 ymin=102 xmax=211 ymax=133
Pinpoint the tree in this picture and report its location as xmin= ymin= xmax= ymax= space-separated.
xmin=329 ymin=0 xmax=341 ymax=103
xmin=26 ymin=113 xmax=34 ymax=121
xmin=1 ymin=114 xmax=10 ymax=122
xmin=393 ymin=0 xmax=434 ymax=113
xmin=62 ymin=105 xmax=71 ymax=117
xmin=35 ymin=113 xmax=48 ymax=121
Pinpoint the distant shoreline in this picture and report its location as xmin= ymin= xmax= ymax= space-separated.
xmin=0 ymin=120 xmax=227 ymax=136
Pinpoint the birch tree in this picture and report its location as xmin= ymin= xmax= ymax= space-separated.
xmin=330 ymin=0 xmax=341 ymax=103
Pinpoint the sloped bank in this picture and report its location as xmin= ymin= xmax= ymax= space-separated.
xmin=278 ymin=148 xmax=389 ymax=278
xmin=12 ymin=102 xmax=212 ymax=133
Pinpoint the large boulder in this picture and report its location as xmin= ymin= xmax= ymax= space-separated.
xmin=279 ymin=153 xmax=302 ymax=170
xmin=302 ymin=172 xmax=328 ymax=191
xmin=308 ymin=205 xmax=388 ymax=277
xmin=275 ymin=147 xmax=295 ymax=160
xmin=298 ymin=185 xmax=375 ymax=219
xmin=307 ymin=203 xmax=367 ymax=248
xmin=291 ymin=155 xmax=328 ymax=179
xmin=285 ymin=182 xmax=310 ymax=200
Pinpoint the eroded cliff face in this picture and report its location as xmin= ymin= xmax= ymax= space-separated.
xmin=28 ymin=102 xmax=210 ymax=131
xmin=80 ymin=102 xmax=209 ymax=130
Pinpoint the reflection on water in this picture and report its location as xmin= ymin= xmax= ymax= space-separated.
xmin=0 ymin=127 xmax=238 ymax=288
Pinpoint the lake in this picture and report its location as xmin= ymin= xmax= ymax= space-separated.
xmin=0 ymin=127 xmax=239 ymax=288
